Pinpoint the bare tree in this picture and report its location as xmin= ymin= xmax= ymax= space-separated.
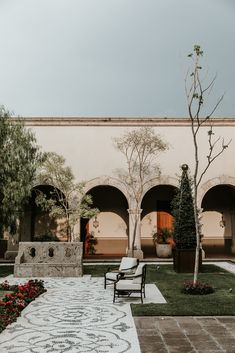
xmin=114 ymin=127 xmax=168 ymax=256
xmin=185 ymin=45 xmax=231 ymax=284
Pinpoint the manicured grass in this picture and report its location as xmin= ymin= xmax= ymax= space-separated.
xmin=132 ymin=264 xmax=235 ymax=316
xmin=0 ymin=266 xmax=14 ymax=278
xmin=85 ymin=263 xmax=235 ymax=316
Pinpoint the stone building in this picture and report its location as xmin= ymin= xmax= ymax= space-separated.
xmin=4 ymin=117 xmax=235 ymax=259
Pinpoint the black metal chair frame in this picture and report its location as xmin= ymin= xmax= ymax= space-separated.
xmin=113 ymin=264 xmax=147 ymax=303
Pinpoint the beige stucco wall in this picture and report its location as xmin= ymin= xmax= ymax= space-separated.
xmin=20 ymin=117 xmax=235 ymax=252
xmin=24 ymin=119 xmax=234 ymax=188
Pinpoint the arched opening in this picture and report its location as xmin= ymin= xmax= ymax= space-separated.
xmin=201 ymin=184 xmax=235 ymax=255
xmin=141 ymin=185 xmax=177 ymax=257
xmin=20 ymin=185 xmax=67 ymax=242
xmin=81 ymin=185 xmax=129 ymax=258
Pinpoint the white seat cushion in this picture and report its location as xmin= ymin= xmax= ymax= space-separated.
xmin=116 ymin=280 xmax=141 ymax=291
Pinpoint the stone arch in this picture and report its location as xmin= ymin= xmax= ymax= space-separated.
xmin=21 ymin=184 xmax=67 ymax=243
xmin=81 ymin=177 xmax=129 ymax=257
xmin=142 ymin=175 xmax=178 ymax=202
xmin=84 ymin=175 xmax=129 ymax=207
xmin=200 ymin=175 xmax=235 ymax=255
xmin=140 ymin=176 xmax=178 ymax=257
xmin=199 ymin=175 xmax=235 ymax=206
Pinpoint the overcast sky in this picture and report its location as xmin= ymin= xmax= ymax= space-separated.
xmin=0 ymin=0 xmax=234 ymax=117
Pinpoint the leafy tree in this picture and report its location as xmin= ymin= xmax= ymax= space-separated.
xmin=172 ymin=164 xmax=196 ymax=250
xmin=185 ymin=45 xmax=231 ymax=283
xmin=0 ymin=106 xmax=42 ymax=237
xmin=35 ymin=152 xmax=98 ymax=242
xmin=114 ymin=127 xmax=168 ymax=256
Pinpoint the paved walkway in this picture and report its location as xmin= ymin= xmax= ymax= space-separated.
xmin=0 ymin=276 xmax=143 ymax=353
xmin=135 ymin=316 xmax=235 ymax=353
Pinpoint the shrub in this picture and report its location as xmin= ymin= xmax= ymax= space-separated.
xmin=171 ymin=165 xmax=197 ymax=249
xmin=182 ymin=280 xmax=214 ymax=295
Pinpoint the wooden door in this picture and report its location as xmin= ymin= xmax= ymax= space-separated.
xmin=157 ymin=211 xmax=173 ymax=231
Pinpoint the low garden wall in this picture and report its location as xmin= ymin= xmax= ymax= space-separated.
xmin=14 ymin=242 xmax=83 ymax=277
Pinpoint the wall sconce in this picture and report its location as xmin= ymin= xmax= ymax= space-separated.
xmin=93 ymin=216 xmax=99 ymax=229
xmin=219 ymin=213 xmax=226 ymax=228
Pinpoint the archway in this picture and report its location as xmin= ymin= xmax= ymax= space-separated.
xmin=141 ymin=184 xmax=177 ymax=257
xmin=81 ymin=185 xmax=128 ymax=257
xmin=201 ymin=184 xmax=235 ymax=255
xmin=20 ymin=185 xmax=67 ymax=242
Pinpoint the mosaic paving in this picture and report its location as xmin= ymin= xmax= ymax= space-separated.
xmin=0 ymin=276 xmax=143 ymax=353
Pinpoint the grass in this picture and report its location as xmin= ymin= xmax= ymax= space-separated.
xmin=85 ymin=263 xmax=235 ymax=316
xmin=133 ymin=264 xmax=235 ymax=316
xmin=2 ymin=263 xmax=235 ymax=316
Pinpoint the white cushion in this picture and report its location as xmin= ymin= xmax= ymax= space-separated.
xmin=119 ymin=257 xmax=138 ymax=272
xmin=116 ymin=280 xmax=141 ymax=291
xmin=133 ymin=263 xmax=145 ymax=284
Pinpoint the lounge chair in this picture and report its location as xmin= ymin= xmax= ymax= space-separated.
xmin=113 ymin=263 xmax=147 ymax=303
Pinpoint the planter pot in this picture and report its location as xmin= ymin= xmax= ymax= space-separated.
xmin=173 ymin=248 xmax=202 ymax=273
xmin=156 ymin=244 xmax=172 ymax=258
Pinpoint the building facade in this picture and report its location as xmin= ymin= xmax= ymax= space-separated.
xmin=5 ymin=117 xmax=235 ymax=259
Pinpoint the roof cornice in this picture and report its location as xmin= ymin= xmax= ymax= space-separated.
xmin=13 ymin=117 xmax=235 ymax=127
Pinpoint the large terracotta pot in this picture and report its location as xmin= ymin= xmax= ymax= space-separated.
xmin=156 ymin=244 xmax=172 ymax=258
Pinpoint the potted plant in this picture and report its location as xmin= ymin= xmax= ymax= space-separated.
xmin=171 ymin=164 xmax=202 ymax=272
xmin=153 ymin=227 xmax=174 ymax=258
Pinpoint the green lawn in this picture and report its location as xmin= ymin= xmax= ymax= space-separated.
xmin=85 ymin=263 xmax=235 ymax=316
xmin=1 ymin=263 xmax=235 ymax=316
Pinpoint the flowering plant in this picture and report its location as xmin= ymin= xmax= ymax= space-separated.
xmin=182 ymin=280 xmax=214 ymax=295
xmin=0 ymin=280 xmax=10 ymax=290
xmin=0 ymin=279 xmax=46 ymax=332
xmin=153 ymin=228 xmax=175 ymax=245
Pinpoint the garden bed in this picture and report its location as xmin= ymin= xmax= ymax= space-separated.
xmin=0 ymin=279 xmax=46 ymax=333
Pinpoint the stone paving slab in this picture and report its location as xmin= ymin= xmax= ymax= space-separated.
xmin=134 ymin=316 xmax=235 ymax=353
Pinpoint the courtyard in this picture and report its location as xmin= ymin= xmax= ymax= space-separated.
xmin=0 ymin=261 xmax=235 ymax=353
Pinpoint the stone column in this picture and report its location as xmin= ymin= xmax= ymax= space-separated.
xmin=127 ymin=208 xmax=143 ymax=259
xmin=72 ymin=217 xmax=81 ymax=242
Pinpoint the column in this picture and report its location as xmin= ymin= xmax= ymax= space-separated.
xmin=71 ymin=217 xmax=81 ymax=242
xmin=127 ymin=208 xmax=143 ymax=259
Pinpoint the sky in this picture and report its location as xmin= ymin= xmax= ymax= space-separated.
xmin=0 ymin=0 xmax=234 ymax=117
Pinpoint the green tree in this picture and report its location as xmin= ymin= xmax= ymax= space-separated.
xmin=35 ymin=152 xmax=98 ymax=242
xmin=114 ymin=127 xmax=168 ymax=256
xmin=172 ymin=164 xmax=196 ymax=250
xmin=185 ymin=45 xmax=231 ymax=283
xmin=0 ymin=106 xmax=42 ymax=237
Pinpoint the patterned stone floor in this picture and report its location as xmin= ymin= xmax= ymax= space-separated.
xmin=0 ymin=276 xmax=142 ymax=353
xmin=0 ymin=275 xmax=165 ymax=353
